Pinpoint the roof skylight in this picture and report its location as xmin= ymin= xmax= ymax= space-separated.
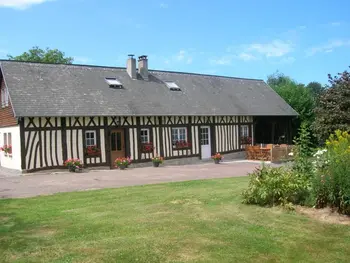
xmin=105 ymin=77 xmax=122 ymax=87
xmin=164 ymin=81 xmax=181 ymax=91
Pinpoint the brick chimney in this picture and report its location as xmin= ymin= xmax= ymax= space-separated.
xmin=138 ymin=55 xmax=148 ymax=80
xmin=126 ymin=54 xmax=136 ymax=79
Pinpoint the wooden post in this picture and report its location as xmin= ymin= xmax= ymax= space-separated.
xmin=19 ymin=117 xmax=26 ymax=171
xmin=158 ymin=116 xmax=164 ymax=157
xmin=61 ymin=117 xmax=67 ymax=162
xmin=271 ymin=121 xmax=276 ymax=144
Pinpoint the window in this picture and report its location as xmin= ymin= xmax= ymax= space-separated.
xmin=8 ymin=133 xmax=11 ymax=147
xmin=200 ymin=127 xmax=209 ymax=145
xmin=164 ymin=81 xmax=181 ymax=91
xmin=1 ymin=86 xmax=9 ymax=108
xmin=172 ymin=127 xmax=187 ymax=145
xmin=85 ymin=131 xmax=96 ymax=147
xmin=240 ymin=125 xmax=249 ymax=137
xmin=2 ymin=132 xmax=12 ymax=156
xmin=105 ymin=77 xmax=122 ymax=88
xmin=111 ymin=131 xmax=122 ymax=151
xmin=140 ymin=128 xmax=150 ymax=144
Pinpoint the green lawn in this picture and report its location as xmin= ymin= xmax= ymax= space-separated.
xmin=1 ymin=177 xmax=349 ymax=263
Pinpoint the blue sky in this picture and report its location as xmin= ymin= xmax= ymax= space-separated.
xmin=0 ymin=0 xmax=349 ymax=85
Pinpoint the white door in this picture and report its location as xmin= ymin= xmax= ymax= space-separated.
xmin=200 ymin=126 xmax=211 ymax=159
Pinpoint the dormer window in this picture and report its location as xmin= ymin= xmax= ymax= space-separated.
xmin=165 ymin=81 xmax=181 ymax=91
xmin=105 ymin=77 xmax=123 ymax=88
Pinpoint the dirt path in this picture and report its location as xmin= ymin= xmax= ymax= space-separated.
xmin=0 ymin=161 xmax=266 ymax=199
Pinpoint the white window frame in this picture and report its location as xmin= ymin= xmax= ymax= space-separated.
xmin=1 ymin=86 xmax=9 ymax=108
xmin=240 ymin=125 xmax=249 ymax=137
xmin=2 ymin=132 xmax=12 ymax=156
xmin=85 ymin=130 xmax=97 ymax=147
xmin=171 ymin=127 xmax=188 ymax=145
xmin=140 ymin=128 xmax=150 ymax=144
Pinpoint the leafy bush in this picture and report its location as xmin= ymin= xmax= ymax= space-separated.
xmin=242 ymin=165 xmax=310 ymax=207
xmin=312 ymin=130 xmax=350 ymax=215
xmin=292 ymin=122 xmax=314 ymax=178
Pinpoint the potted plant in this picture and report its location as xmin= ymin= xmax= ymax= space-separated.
xmin=141 ymin=143 xmax=154 ymax=153
xmin=151 ymin=155 xmax=163 ymax=167
xmin=115 ymin=157 xmax=130 ymax=170
xmin=85 ymin=145 xmax=101 ymax=157
xmin=211 ymin=153 xmax=223 ymax=164
xmin=64 ymin=158 xmax=83 ymax=172
xmin=1 ymin=144 xmax=12 ymax=157
xmin=125 ymin=157 xmax=132 ymax=168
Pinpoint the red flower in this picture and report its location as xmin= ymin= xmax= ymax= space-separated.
xmin=175 ymin=140 xmax=191 ymax=149
xmin=141 ymin=143 xmax=154 ymax=153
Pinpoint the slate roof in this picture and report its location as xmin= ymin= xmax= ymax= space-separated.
xmin=0 ymin=60 xmax=298 ymax=117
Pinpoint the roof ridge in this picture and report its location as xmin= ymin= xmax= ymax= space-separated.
xmin=149 ymin=69 xmax=264 ymax=81
xmin=0 ymin=59 xmax=264 ymax=81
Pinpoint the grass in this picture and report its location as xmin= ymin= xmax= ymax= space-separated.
xmin=1 ymin=176 xmax=350 ymax=263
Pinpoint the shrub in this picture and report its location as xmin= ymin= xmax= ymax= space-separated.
xmin=312 ymin=130 xmax=350 ymax=214
xmin=242 ymin=165 xmax=310 ymax=207
xmin=292 ymin=122 xmax=314 ymax=178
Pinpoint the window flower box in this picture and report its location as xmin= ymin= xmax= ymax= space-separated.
xmin=141 ymin=142 xmax=154 ymax=153
xmin=85 ymin=145 xmax=101 ymax=157
xmin=241 ymin=136 xmax=252 ymax=146
xmin=173 ymin=140 xmax=191 ymax=150
xmin=1 ymin=145 xmax=12 ymax=157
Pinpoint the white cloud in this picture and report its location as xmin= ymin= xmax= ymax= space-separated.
xmin=174 ymin=50 xmax=193 ymax=64
xmin=247 ymin=40 xmax=293 ymax=57
xmin=0 ymin=49 xmax=7 ymax=56
xmin=212 ymin=39 xmax=293 ymax=65
xmin=160 ymin=2 xmax=168 ymax=8
xmin=277 ymin=56 xmax=295 ymax=64
xmin=186 ymin=57 xmax=193 ymax=64
xmin=0 ymin=0 xmax=53 ymax=9
xmin=209 ymin=55 xmax=233 ymax=65
xmin=237 ymin=52 xmax=257 ymax=61
xmin=306 ymin=39 xmax=350 ymax=56
xmin=73 ymin=56 xmax=93 ymax=64
xmin=330 ymin=22 xmax=341 ymax=27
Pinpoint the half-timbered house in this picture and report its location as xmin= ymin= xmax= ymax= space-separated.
xmin=0 ymin=56 xmax=297 ymax=173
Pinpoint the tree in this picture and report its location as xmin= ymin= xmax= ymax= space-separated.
xmin=8 ymin=46 xmax=73 ymax=64
xmin=267 ymin=72 xmax=315 ymax=125
xmin=306 ymin=81 xmax=325 ymax=98
xmin=313 ymin=68 xmax=350 ymax=142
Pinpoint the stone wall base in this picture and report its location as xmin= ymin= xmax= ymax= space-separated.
xmin=0 ymin=166 xmax=22 ymax=177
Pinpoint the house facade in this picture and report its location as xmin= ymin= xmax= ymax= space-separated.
xmin=0 ymin=56 xmax=297 ymax=173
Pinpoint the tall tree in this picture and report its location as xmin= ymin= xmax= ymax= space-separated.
xmin=313 ymin=68 xmax=350 ymax=141
xmin=267 ymin=72 xmax=315 ymax=125
xmin=8 ymin=46 xmax=73 ymax=64
xmin=306 ymin=81 xmax=325 ymax=98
